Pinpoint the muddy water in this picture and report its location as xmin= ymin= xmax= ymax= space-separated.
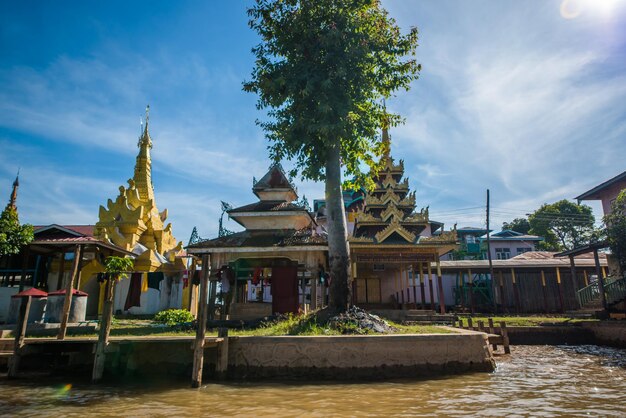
xmin=1 ymin=345 xmax=625 ymax=417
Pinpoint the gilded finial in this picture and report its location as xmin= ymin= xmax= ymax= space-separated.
xmin=8 ymin=168 xmax=20 ymax=210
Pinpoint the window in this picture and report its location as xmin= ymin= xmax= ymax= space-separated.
xmin=465 ymin=235 xmax=476 ymax=244
xmin=495 ymin=248 xmax=511 ymax=260
xmin=517 ymin=247 xmax=530 ymax=255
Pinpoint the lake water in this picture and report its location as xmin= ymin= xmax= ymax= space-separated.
xmin=1 ymin=345 xmax=625 ymax=417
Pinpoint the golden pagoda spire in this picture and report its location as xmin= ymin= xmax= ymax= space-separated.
xmin=7 ymin=169 xmax=19 ymax=211
xmin=133 ymin=105 xmax=154 ymax=202
xmin=381 ymin=103 xmax=391 ymax=159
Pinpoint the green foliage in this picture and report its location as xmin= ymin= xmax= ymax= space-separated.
xmin=528 ymin=200 xmax=597 ymax=251
xmin=103 ymin=256 xmax=134 ymax=280
xmin=604 ymin=189 xmax=626 ymax=275
xmin=153 ymin=309 xmax=194 ymax=325
xmin=502 ymin=218 xmax=531 ymax=235
xmin=244 ymin=0 xmax=420 ymax=186
xmin=0 ymin=206 xmax=33 ymax=257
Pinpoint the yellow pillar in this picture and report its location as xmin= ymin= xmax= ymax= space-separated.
xmin=583 ymin=270 xmax=589 ymax=286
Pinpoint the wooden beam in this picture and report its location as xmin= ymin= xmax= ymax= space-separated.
xmin=191 ymin=253 xmax=211 ymax=388
xmin=7 ymin=295 xmax=31 ymax=378
xmin=583 ymin=270 xmax=589 ymax=287
xmin=92 ymin=269 xmax=117 ymax=383
xmin=58 ymin=245 xmax=82 ymax=340
xmin=498 ymin=270 xmax=506 ymax=313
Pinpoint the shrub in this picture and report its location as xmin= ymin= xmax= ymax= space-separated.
xmin=154 ymin=309 xmax=194 ymax=325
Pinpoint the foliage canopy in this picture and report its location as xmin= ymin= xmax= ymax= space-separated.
xmin=604 ymin=189 xmax=626 ymax=275
xmin=502 ymin=218 xmax=531 ymax=235
xmin=103 ymin=256 xmax=134 ymax=280
xmin=0 ymin=206 xmax=33 ymax=257
xmin=528 ymin=200 xmax=597 ymax=251
xmin=244 ymin=0 xmax=420 ymax=188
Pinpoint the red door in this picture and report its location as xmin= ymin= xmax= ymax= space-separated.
xmin=271 ymin=266 xmax=299 ymax=314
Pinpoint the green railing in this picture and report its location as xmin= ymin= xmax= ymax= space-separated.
xmin=606 ymin=277 xmax=626 ymax=305
xmin=576 ymin=276 xmax=626 ymax=307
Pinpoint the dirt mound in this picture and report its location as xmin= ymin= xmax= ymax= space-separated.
xmin=329 ymin=306 xmax=397 ymax=334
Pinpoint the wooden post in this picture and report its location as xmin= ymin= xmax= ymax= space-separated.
xmin=92 ymin=272 xmax=117 ymax=383
xmin=459 ymin=271 xmax=465 ymax=310
xmin=436 ymin=260 xmax=445 ymax=314
xmin=192 ymin=253 xmax=211 ymax=388
xmin=467 ymin=317 xmax=473 ymax=330
xmin=208 ymin=277 xmax=217 ymax=321
xmin=498 ymin=270 xmax=506 ymax=313
xmin=405 ymin=268 xmax=411 ymax=306
xmin=500 ymin=321 xmax=510 ymax=354
xmin=58 ymin=245 xmax=82 ymax=340
xmin=478 ymin=320 xmax=485 ymax=333
xmin=56 ymin=251 xmax=66 ymax=291
xmin=419 ymin=263 xmax=426 ymax=310
xmin=215 ymin=327 xmax=229 ymax=380
xmin=488 ymin=318 xmax=497 ymax=350
xmin=311 ymin=269 xmax=318 ymax=310
xmin=511 ymin=269 xmax=521 ymax=313
xmin=8 ymin=295 xmax=31 ymax=378
xmin=569 ymin=255 xmax=578 ymax=303
xmin=412 ymin=265 xmax=418 ymax=308
xmin=541 ymin=270 xmax=550 ymax=313
xmin=458 ymin=318 xmax=464 ymax=328
xmin=556 ymin=267 xmax=565 ymax=313
xmin=593 ymin=249 xmax=607 ymax=311
xmin=468 ymin=268 xmax=475 ymax=314
xmin=427 ymin=263 xmax=435 ymax=311
xmin=18 ymin=247 xmax=30 ymax=292
xmin=583 ymin=270 xmax=589 ymax=287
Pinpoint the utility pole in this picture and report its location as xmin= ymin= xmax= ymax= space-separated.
xmin=486 ymin=189 xmax=497 ymax=312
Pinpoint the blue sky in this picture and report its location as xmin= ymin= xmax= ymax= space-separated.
xmin=1 ymin=0 xmax=625 ymax=244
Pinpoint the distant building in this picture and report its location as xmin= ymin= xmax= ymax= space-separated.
xmin=576 ymin=170 xmax=626 ymax=216
xmin=484 ymin=230 xmax=543 ymax=260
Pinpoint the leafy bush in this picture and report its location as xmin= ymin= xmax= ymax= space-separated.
xmin=153 ymin=309 xmax=194 ymax=325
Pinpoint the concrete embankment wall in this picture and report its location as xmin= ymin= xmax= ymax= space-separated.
xmin=9 ymin=331 xmax=495 ymax=380
xmin=582 ymin=322 xmax=626 ymax=348
xmin=226 ymin=332 xmax=495 ymax=379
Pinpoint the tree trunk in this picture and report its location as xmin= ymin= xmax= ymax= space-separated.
xmin=92 ymin=277 xmax=116 ymax=383
xmin=325 ymin=143 xmax=351 ymax=312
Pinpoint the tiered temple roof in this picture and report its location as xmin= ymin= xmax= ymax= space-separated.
xmin=349 ymin=127 xmax=456 ymax=247
xmin=94 ymin=107 xmax=183 ymax=272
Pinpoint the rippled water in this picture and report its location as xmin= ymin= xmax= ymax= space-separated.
xmin=1 ymin=345 xmax=625 ymax=417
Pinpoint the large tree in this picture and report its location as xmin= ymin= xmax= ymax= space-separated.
xmin=502 ymin=218 xmax=531 ymax=235
xmin=604 ymin=189 xmax=626 ymax=276
xmin=0 ymin=205 xmax=33 ymax=258
xmin=244 ymin=0 xmax=420 ymax=311
xmin=528 ymin=199 xmax=597 ymax=251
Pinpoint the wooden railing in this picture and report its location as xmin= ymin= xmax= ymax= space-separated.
xmin=576 ymin=276 xmax=626 ymax=307
xmin=606 ymin=277 xmax=626 ymax=306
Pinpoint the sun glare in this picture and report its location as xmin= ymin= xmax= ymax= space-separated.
xmin=560 ymin=0 xmax=624 ymax=19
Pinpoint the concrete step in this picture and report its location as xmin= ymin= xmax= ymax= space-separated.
xmin=404 ymin=314 xmax=456 ymax=324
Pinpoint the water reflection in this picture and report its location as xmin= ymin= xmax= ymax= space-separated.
xmin=1 ymin=345 xmax=625 ymax=417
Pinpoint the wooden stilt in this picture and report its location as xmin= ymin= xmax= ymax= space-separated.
xmin=8 ymin=295 xmax=31 ymax=378
xmin=427 ymin=263 xmax=435 ymax=311
xmin=594 ymin=250 xmax=607 ymax=311
xmin=459 ymin=271 xmax=465 ymax=310
xmin=500 ymin=321 xmax=511 ymax=354
xmin=583 ymin=270 xmax=589 ymax=287
xmin=458 ymin=318 xmax=464 ymax=328
xmin=498 ymin=270 xmax=506 ymax=313
xmin=192 ymin=253 xmax=211 ymax=388
xmin=478 ymin=320 xmax=485 ymax=333
xmin=467 ymin=317 xmax=473 ymax=330
xmin=215 ymin=327 xmax=229 ymax=380
xmin=436 ymin=260 xmax=445 ymax=314
xmin=93 ymin=275 xmax=117 ymax=383
xmin=58 ymin=245 xmax=82 ymax=340
xmin=488 ymin=318 xmax=497 ymax=350
xmin=568 ymin=255 xmax=578 ymax=304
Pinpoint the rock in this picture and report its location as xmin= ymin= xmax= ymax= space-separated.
xmin=329 ymin=306 xmax=397 ymax=334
